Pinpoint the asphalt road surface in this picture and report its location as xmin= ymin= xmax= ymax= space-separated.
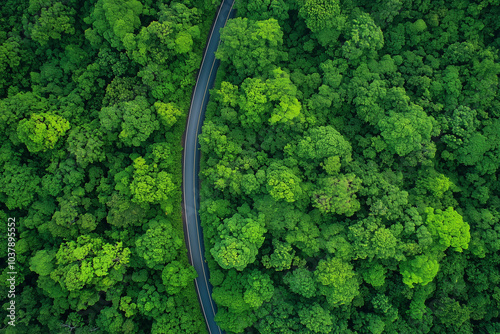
xmin=182 ymin=0 xmax=234 ymax=333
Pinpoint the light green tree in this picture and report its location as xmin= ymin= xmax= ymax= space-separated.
xmin=262 ymin=240 xmax=295 ymax=271
xmin=284 ymin=268 xmax=317 ymax=298
xmin=378 ymin=105 xmax=435 ymax=156
xmin=161 ymin=261 xmax=198 ymax=294
xmin=84 ymin=0 xmax=143 ymax=49
xmin=425 ymin=207 xmax=471 ymax=252
xmin=51 ymin=235 xmax=130 ymax=292
xmin=211 ymin=213 xmax=266 ymax=271
xmin=119 ymin=96 xmax=160 ymax=147
xmin=298 ymin=303 xmax=334 ymax=334
xmin=155 ymin=102 xmax=183 ymax=128
xmin=266 ymin=162 xmax=303 ymax=203
xmin=129 ymin=156 xmax=176 ymax=210
xmin=342 ymin=12 xmax=384 ymax=60
xmin=28 ymin=1 xmax=76 ymax=45
xmin=30 ymin=250 xmax=56 ymax=276
xmin=399 ymin=254 xmax=439 ymax=288
xmin=243 ymin=270 xmax=274 ymax=308
xmin=17 ymin=113 xmax=70 ymax=153
xmin=296 ymin=125 xmax=352 ymax=161
xmin=135 ymin=219 xmax=184 ymax=269
xmin=312 ymin=174 xmax=361 ymax=216
xmin=315 ymin=257 xmax=360 ymax=307
xmin=216 ymin=17 xmax=287 ymax=76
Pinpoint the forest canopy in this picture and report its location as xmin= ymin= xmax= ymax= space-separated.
xmin=199 ymin=0 xmax=500 ymax=333
xmin=0 ymin=0 xmax=219 ymax=333
xmin=1 ymin=0 xmax=500 ymax=333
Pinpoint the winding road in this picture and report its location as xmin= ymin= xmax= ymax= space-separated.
xmin=182 ymin=0 xmax=234 ymax=333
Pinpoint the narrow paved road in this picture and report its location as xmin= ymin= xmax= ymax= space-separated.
xmin=182 ymin=0 xmax=234 ymax=333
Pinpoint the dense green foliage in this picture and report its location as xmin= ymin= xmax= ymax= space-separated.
xmin=200 ymin=0 xmax=500 ymax=333
xmin=0 ymin=0 xmax=220 ymax=332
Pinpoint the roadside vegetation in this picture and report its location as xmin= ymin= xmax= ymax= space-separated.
xmin=200 ymin=0 xmax=500 ymax=333
xmin=0 ymin=0 xmax=219 ymax=332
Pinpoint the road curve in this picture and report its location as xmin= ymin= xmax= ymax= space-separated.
xmin=182 ymin=0 xmax=234 ymax=333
